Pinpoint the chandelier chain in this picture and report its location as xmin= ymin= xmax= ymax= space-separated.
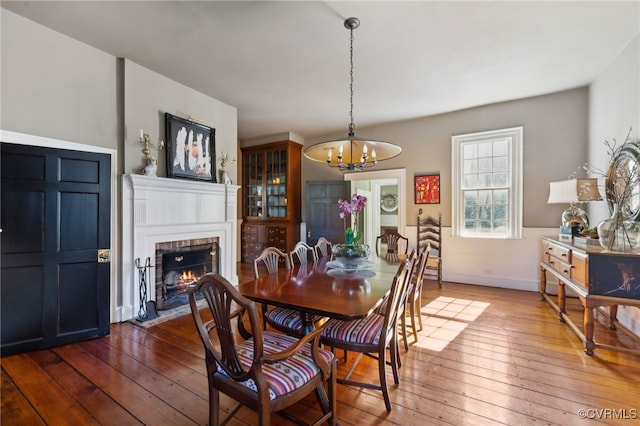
xmin=349 ymin=25 xmax=355 ymax=136
xmin=302 ymin=16 xmax=401 ymax=172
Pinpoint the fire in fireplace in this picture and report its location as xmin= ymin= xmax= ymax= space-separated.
xmin=155 ymin=238 xmax=219 ymax=310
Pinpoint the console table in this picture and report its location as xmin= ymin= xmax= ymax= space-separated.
xmin=540 ymin=237 xmax=640 ymax=355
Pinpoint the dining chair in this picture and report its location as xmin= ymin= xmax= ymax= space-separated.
xmin=417 ymin=213 xmax=442 ymax=288
xmin=375 ymin=230 xmax=409 ymax=261
xmin=402 ymin=245 xmax=430 ymax=349
xmin=253 ymin=246 xmax=290 ymax=279
xmin=188 ymin=273 xmax=337 ymax=426
xmin=381 ymin=249 xmax=419 ymax=354
xmin=314 ymin=237 xmax=333 ymax=259
xmin=320 ymin=255 xmax=415 ymax=411
xmin=255 ymin=246 xmax=324 ymax=336
xmin=289 ymin=241 xmax=318 ymax=266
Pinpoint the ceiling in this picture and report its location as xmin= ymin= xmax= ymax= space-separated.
xmin=3 ymin=1 xmax=639 ymax=141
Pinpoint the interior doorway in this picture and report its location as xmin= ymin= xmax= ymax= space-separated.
xmin=344 ymin=168 xmax=407 ymax=247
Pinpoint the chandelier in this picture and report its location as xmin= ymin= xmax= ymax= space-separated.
xmin=303 ymin=17 xmax=401 ymax=171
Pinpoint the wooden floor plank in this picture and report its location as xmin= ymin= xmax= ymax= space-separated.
xmin=1 ymin=353 xmax=101 ymax=425
xmin=53 ymin=343 xmax=197 ymax=425
xmin=27 ymin=349 xmax=144 ymax=426
xmin=1 ymin=367 xmax=45 ymax=425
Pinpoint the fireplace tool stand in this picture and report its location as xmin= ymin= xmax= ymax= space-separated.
xmin=135 ymin=257 xmax=159 ymax=322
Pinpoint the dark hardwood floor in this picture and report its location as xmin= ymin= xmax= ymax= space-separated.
xmin=2 ymin=262 xmax=639 ymax=425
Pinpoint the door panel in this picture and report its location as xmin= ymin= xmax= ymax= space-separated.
xmin=1 ymin=142 xmax=111 ymax=356
xmin=305 ymin=181 xmax=350 ymax=245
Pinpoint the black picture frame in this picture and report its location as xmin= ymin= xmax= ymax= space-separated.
xmin=165 ymin=113 xmax=216 ymax=182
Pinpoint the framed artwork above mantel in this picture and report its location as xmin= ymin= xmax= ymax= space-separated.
xmin=165 ymin=113 xmax=216 ymax=182
xmin=415 ymin=173 xmax=440 ymax=204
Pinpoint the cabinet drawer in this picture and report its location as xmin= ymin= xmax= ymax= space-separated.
xmin=549 ymin=257 xmax=572 ymax=279
xmin=547 ymin=243 xmax=571 ymax=264
xmin=267 ymin=227 xmax=287 ymax=236
xmin=267 ymin=237 xmax=286 ymax=246
xmin=571 ymin=251 xmax=588 ymax=289
xmin=541 ymin=240 xmax=551 ymax=264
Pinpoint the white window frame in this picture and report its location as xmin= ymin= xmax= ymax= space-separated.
xmin=451 ymin=126 xmax=523 ymax=239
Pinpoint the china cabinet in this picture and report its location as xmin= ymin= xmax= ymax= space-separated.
xmin=241 ymin=140 xmax=302 ymax=262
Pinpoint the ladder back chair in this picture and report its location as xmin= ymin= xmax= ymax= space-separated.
xmin=417 ymin=213 xmax=442 ymax=288
xmin=375 ymin=230 xmax=409 ymax=262
xmin=320 ymin=255 xmax=416 ymax=411
xmin=188 ymin=274 xmax=337 ymax=426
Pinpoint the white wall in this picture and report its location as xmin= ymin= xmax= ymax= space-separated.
xmin=588 ymin=34 xmax=640 ymax=335
xmin=123 ymin=60 xmax=238 ymax=183
xmin=1 ymin=9 xmax=117 ymax=149
xmin=1 ymin=10 xmax=239 ymax=322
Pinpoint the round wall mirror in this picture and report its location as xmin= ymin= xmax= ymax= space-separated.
xmin=606 ymin=141 xmax=640 ymax=221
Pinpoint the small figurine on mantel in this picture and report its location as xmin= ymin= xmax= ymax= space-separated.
xmin=221 ymin=170 xmax=232 ymax=184
xmin=138 ymin=129 xmax=163 ymax=178
xmin=142 ymin=157 xmax=158 ymax=177
xmin=219 ymin=151 xmax=235 ymax=184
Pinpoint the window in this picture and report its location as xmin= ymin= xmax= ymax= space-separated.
xmin=452 ymin=127 xmax=523 ymax=239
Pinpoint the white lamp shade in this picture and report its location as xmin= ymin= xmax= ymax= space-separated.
xmin=547 ymin=178 xmax=602 ymax=204
xmin=547 ymin=180 xmax=579 ymax=204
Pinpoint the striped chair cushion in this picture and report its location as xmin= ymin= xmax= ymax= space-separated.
xmin=321 ymin=313 xmax=384 ymax=345
xmin=265 ymin=307 xmax=323 ymax=331
xmin=218 ymin=331 xmax=334 ymax=400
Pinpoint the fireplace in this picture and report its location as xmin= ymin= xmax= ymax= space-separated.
xmin=120 ymin=174 xmax=239 ymax=322
xmin=155 ymin=238 xmax=219 ymax=310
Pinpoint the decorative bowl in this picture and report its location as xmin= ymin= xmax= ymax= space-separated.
xmin=332 ymin=243 xmax=370 ymax=269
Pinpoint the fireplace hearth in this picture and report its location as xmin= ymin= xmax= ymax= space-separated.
xmin=155 ymin=238 xmax=219 ymax=310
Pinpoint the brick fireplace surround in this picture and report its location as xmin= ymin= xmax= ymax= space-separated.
xmin=119 ymin=174 xmax=239 ymax=322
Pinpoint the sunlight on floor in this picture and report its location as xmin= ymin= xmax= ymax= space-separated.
xmin=414 ymin=296 xmax=489 ymax=352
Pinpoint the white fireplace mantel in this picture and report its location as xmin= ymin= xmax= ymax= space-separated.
xmin=118 ymin=174 xmax=239 ymax=322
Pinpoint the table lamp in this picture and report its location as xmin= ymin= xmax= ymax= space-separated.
xmin=547 ymin=178 xmax=602 ymax=237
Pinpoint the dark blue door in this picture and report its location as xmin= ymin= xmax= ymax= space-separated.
xmin=1 ymin=142 xmax=111 ymax=356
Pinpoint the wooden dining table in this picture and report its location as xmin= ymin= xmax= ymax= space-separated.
xmin=237 ymin=256 xmax=404 ymax=334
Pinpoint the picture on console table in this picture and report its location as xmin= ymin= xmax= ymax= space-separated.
xmin=165 ymin=113 xmax=216 ymax=182
xmin=589 ymin=255 xmax=640 ymax=300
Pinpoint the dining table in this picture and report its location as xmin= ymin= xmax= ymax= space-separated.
xmin=237 ymin=255 xmax=405 ymax=334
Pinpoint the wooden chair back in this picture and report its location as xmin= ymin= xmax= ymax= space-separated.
xmin=253 ymin=247 xmax=290 ymax=279
xmin=375 ymin=230 xmax=409 ymax=261
xmin=402 ymin=245 xmax=430 ymax=348
xmin=314 ymin=237 xmax=333 ymax=258
xmin=417 ymin=213 xmax=442 ymax=287
xmin=289 ymin=241 xmax=318 ymax=266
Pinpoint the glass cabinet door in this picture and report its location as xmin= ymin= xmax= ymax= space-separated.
xmin=243 ymin=151 xmax=263 ymax=218
xmin=266 ymin=149 xmax=287 ymax=218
